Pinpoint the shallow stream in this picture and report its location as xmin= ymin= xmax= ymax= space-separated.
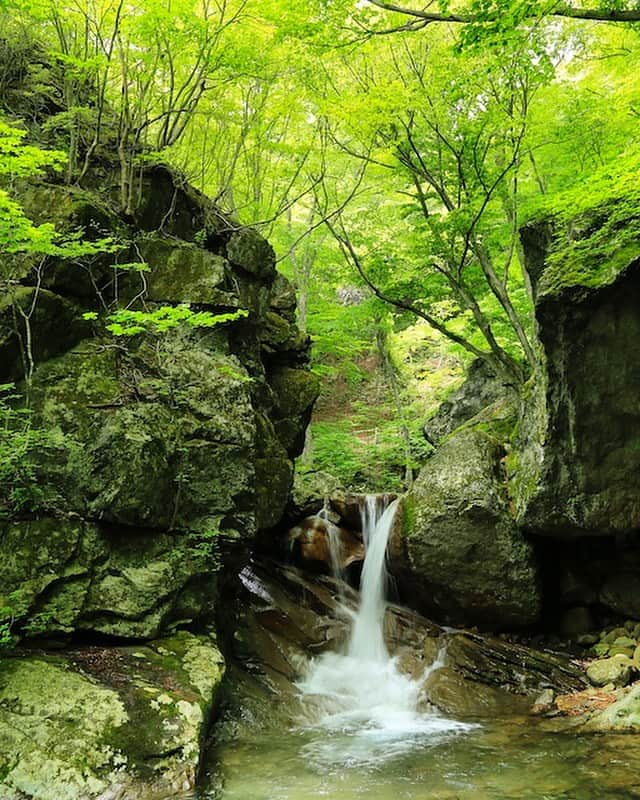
xmin=205 ymin=718 xmax=640 ymax=799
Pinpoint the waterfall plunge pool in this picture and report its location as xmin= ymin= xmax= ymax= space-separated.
xmin=200 ymin=497 xmax=640 ymax=800
xmin=203 ymin=717 xmax=640 ymax=799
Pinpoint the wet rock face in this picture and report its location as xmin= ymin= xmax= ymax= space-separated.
xmin=513 ymin=259 xmax=640 ymax=537
xmin=1 ymin=165 xmax=319 ymax=643
xmin=394 ymin=429 xmax=541 ymax=629
xmin=219 ymin=557 xmax=582 ymax=734
xmin=287 ymin=516 xmax=364 ymax=572
xmin=0 ymin=632 xmax=224 ymax=800
xmin=0 ymin=519 xmax=222 ymax=640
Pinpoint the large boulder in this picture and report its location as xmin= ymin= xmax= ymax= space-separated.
xmin=586 ymin=655 xmax=634 ymax=688
xmin=0 ymin=287 xmax=90 ymax=382
xmin=27 ymin=337 xmax=258 ymax=533
xmin=512 ymin=242 xmax=640 ymax=537
xmin=0 ymin=632 xmax=225 ymax=799
xmin=423 ymin=358 xmax=519 ymax=444
xmin=394 ymin=427 xmax=541 ymax=628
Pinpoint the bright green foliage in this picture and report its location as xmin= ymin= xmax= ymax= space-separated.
xmin=3 ymin=0 xmax=640 ymax=493
xmin=538 ymin=156 xmax=640 ymax=296
xmin=306 ymin=417 xmax=432 ymax=493
xmin=0 ymin=117 xmax=65 ymax=177
xmin=0 ymin=116 xmax=116 ymax=262
xmin=90 ymin=306 xmax=249 ymax=337
xmin=0 ymin=589 xmax=25 ymax=651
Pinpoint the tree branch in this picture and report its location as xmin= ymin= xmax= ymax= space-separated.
xmin=365 ymin=0 xmax=640 ymax=24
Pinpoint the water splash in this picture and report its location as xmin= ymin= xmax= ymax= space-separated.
xmin=297 ymin=495 xmax=472 ymax=766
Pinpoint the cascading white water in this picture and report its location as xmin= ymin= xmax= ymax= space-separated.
xmin=347 ymin=495 xmax=395 ymax=662
xmin=297 ymin=495 xmax=471 ymax=766
xmin=319 ymin=498 xmax=345 ymax=584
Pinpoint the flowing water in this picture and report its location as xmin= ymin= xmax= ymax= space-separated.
xmin=318 ymin=499 xmax=345 ymax=584
xmin=203 ymin=496 xmax=640 ymax=799
xmin=296 ymin=496 xmax=472 ymax=760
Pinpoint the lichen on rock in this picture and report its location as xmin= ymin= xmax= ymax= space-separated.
xmin=0 ymin=633 xmax=225 ymax=799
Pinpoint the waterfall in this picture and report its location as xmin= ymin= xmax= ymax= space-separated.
xmin=297 ymin=494 xmax=472 ymax=765
xmin=347 ymin=495 xmax=396 ymax=662
xmin=298 ymin=496 xmax=458 ymax=744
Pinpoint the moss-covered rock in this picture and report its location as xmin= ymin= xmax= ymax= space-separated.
xmin=513 ymin=248 xmax=640 ymax=536
xmin=268 ymin=367 xmax=320 ymax=458
xmin=226 ymin=228 xmax=276 ymax=281
xmin=423 ymin=358 xmax=519 ymax=444
xmin=586 ymin=655 xmax=634 ymax=688
xmin=0 ymin=632 xmax=224 ymax=799
xmin=394 ymin=428 xmax=540 ymax=628
xmin=0 ymin=519 xmax=221 ymax=640
xmin=2 ymin=166 xmax=317 ymax=644
xmin=584 ymin=683 xmax=640 ymax=731
xmin=26 ymin=335 xmax=257 ymax=532
xmin=0 ymin=287 xmax=90 ymax=382
xmin=268 ymin=273 xmax=297 ymax=319
xmin=138 ymin=237 xmax=227 ymax=304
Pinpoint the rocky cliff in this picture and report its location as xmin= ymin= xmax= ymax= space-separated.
xmin=0 ymin=163 xmax=318 ymax=797
xmin=1 ymin=164 xmax=318 ymax=643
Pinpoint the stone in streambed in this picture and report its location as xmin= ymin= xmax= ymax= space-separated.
xmin=288 ymin=517 xmax=364 ymax=571
xmin=586 ymin=655 xmax=634 ymax=688
xmin=603 ymin=627 xmax=629 ymax=644
xmin=612 ymin=636 xmax=637 ymax=649
xmin=584 ymin=683 xmax=640 ymax=731
xmin=608 ymin=646 xmax=636 ymax=658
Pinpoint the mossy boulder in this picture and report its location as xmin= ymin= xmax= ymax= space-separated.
xmin=0 ymin=519 xmax=220 ymax=640
xmin=128 ymin=164 xmax=218 ymax=241
xmin=226 ymin=227 xmax=276 ymax=281
xmin=423 ymin=358 xmax=519 ymax=444
xmin=260 ymin=311 xmax=309 ymax=356
xmin=0 ymin=632 xmax=224 ymax=799
xmin=394 ymin=428 xmax=541 ymax=628
xmin=268 ymin=273 xmax=297 ymax=319
xmin=586 ymin=655 xmax=634 ymax=688
xmin=0 ymin=287 xmax=90 ymax=382
xmin=27 ymin=335 xmax=257 ymax=532
xmin=584 ymin=683 xmax=640 ymax=731
xmin=2 ymin=167 xmax=317 ymax=643
xmin=268 ymin=367 xmax=321 ymax=457
xmin=513 ymin=246 xmax=640 ymax=536
xmin=138 ymin=237 xmax=228 ymax=304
